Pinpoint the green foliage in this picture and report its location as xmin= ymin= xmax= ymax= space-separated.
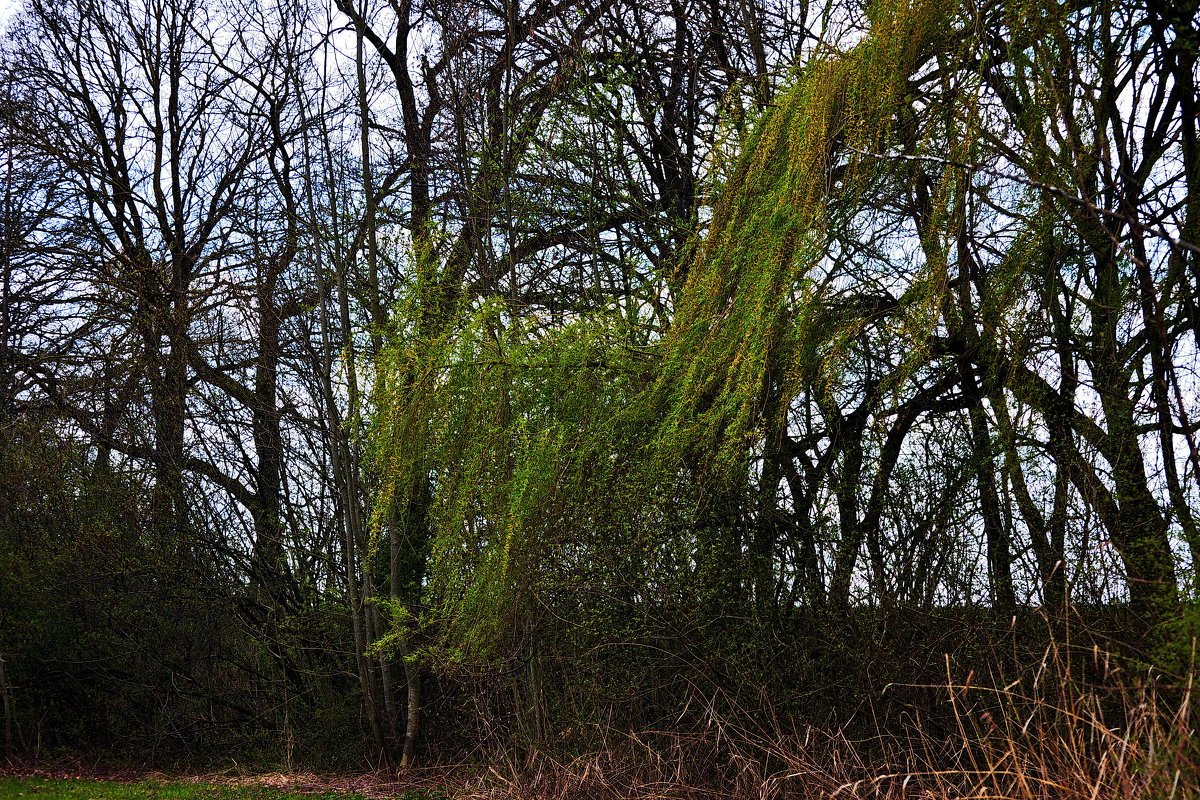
xmin=395 ymin=791 xmax=449 ymax=800
xmin=368 ymin=0 xmax=963 ymax=668
xmin=650 ymin=0 xmax=956 ymax=476
xmin=370 ymin=295 xmax=664 ymax=659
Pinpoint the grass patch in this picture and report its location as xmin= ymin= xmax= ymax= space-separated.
xmin=0 ymin=779 xmax=369 ymax=800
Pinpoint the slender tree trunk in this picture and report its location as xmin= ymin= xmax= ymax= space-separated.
xmin=0 ymin=631 xmax=13 ymax=757
xmin=966 ymin=374 xmax=1014 ymax=610
xmin=296 ymin=55 xmax=387 ymax=753
xmin=1090 ymin=241 xmax=1178 ymax=618
xmin=394 ymin=630 xmax=420 ymax=768
xmin=149 ymin=278 xmax=190 ymax=553
xmin=249 ymin=257 xmax=287 ymax=607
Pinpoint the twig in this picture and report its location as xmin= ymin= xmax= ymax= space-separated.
xmin=846 ymin=146 xmax=1200 ymax=256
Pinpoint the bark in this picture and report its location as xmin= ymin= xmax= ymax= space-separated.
xmin=0 ymin=632 xmax=13 ymax=757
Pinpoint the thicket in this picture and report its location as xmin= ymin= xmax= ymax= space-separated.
xmin=2 ymin=0 xmax=1199 ymax=791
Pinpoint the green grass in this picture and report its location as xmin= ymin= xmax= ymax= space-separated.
xmin=0 ymin=779 xmax=368 ymax=800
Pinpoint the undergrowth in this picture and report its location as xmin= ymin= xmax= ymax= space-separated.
xmin=5 ymin=631 xmax=1196 ymax=799
xmin=448 ymin=637 xmax=1199 ymax=799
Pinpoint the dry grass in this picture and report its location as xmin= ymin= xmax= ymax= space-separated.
xmin=446 ymin=638 xmax=1200 ymax=799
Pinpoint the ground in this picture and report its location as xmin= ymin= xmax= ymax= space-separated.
xmin=0 ymin=774 xmax=451 ymax=800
